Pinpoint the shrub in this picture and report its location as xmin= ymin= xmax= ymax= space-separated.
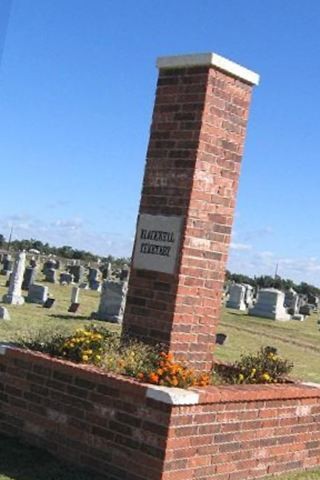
xmin=19 ymin=324 xmax=120 ymax=366
xmin=214 ymin=346 xmax=293 ymax=384
xmin=59 ymin=326 xmax=119 ymax=365
xmin=102 ymin=338 xmax=159 ymax=377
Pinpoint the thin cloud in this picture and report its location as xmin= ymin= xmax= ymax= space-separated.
xmin=230 ymin=242 xmax=252 ymax=251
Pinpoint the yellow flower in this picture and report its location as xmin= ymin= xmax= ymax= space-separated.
xmin=239 ymin=373 xmax=244 ymax=382
xmin=95 ymin=355 xmax=101 ymax=361
xmin=82 ymin=355 xmax=89 ymax=362
xmin=262 ymin=373 xmax=271 ymax=382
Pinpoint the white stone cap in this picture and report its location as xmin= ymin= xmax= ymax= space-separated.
xmin=157 ymin=52 xmax=259 ymax=86
xmin=0 ymin=343 xmax=13 ymax=355
xmin=146 ymin=385 xmax=199 ymax=405
xmin=302 ymin=382 xmax=320 ymax=389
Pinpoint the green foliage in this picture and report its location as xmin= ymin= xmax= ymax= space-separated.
xmin=20 ymin=324 xmax=119 ymax=365
xmin=102 ymin=337 xmax=160 ymax=377
xmin=215 ymin=346 xmax=294 ymax=384
xmin=17 ymin=326 xmax=160 ymax=380
xmin=59 ymin=325 xmax=119 ymax=365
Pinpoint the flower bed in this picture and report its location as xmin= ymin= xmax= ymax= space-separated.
xmin=17 ymin=325 xmax=294 ymax=388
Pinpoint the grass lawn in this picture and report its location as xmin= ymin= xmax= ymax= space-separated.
xmin=214 ymin=308 xmax=320 ymax=383
xmin=0 ymin=274 xmax=320 ymax=382
xmin=0 ymin=275 xmax=120 ymax=343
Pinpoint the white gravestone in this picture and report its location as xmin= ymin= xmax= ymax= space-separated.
xmin=27 ymin=284 xmax=48 ymax=304
xmin=226 ymin=284 xmax=246 ymax=311
xmin=71 ymin=287 xmax=80 ymax=304
xmin=132 ymin=214 xmax=183 ymax=274
xmin=249 ymin=288 xmax=291 ymax=321
xmin=244 ymin=284 xmax=254 ymax=308
xmin=92 ymin=280 xmax=128 ymax=323
xmin=3 ymin=251 xmax=26 ymax=305
xmin=0 ymin=306 xmax=10 ymax=320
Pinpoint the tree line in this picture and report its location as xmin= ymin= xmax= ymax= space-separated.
xmin=0 ymin=234 xmax=129 ymax=267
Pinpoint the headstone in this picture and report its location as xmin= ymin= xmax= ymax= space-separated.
xmin=244 ymin=284 xmax=254 ymax=308
xmin=68 ymin=265 xmax=84 ymax=283
xmin=284 ymin=288 xmax=297 ymax=308
xmin=226 ymin=284 xmax=246 ymax=311
xmin=27 ymin=284 xmax=48 ymax=304
xmin=299 ymin=304 xmax=313 ymax=316
xmin=71 ymin=286 xmax=80 ymax=304
xmin=90 ymin=280 xmax=101 ymax=291
xmin=308 ymin=293 xmax=319 ymax=306
xmin=215 ymin=333 xmax=228 ymax=345
xmin=43 ymin=298 xmax=55 ymax=309
xmin=287 ymin=294 xmax=302 ymax=315
xmin=22 ymin=267 xmax=37 ymax=290
xmin=59 ymin=272 xmax=74 ymax=285
xmin=88 ymin=268 xmax=100 ymax=288
xmin=42 ymin=259 xmax=56 ymax=274
xmin=120 ymin=265 xmax=130 ymax=282
xmin=0 ymin=306 xmax=10 ymax=320
xmin=44 ymin=268 xmax=56 ymax=283
xmin=3 ymin=251 xmax=26 ymax=305
xmin=91 ymin=280 xmax=128 ymax=323
xmin=249 ymin=288 xmax=291 ymax=321
xmin=106 ymin=262 xmax=112 ymax=280
xmin=68 ymin=303 xmax=80 ymax=313
xmin=1 ymin=255 xmax=13 ymax=275
xmin=29 ymin=257 xmax=37 ymax=268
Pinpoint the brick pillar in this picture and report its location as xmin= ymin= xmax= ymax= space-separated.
xmin=122 ymin=53 xmax=259 ymax=371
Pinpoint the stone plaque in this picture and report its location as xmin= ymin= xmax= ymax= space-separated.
xmin=132 ymin=214 xmax=183 ymax=274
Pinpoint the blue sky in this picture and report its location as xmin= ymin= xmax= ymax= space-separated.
xmin=1 ymin=0 xmax=320 ymax=284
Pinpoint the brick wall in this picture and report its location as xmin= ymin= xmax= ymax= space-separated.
xmin=0 ymin=346 xmax=170 ymax=480
xmin=1 ymin=346 xmax=320 ymax=480
xmin=122 ymin=55 xmax=258 ymax=371
xmin=164 ymin=386 xmax=320 ymax=479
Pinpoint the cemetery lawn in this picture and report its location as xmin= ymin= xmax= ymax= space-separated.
xmin=0 ymin=275 xmax=320 ymax=383
xmin=0 ymin=277 xmax=119 ymax=344
xmin=215 ymin=309 xmax=320 ymax=383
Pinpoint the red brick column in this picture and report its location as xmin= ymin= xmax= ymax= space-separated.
xmin=122 ymin=53 xmax=259 ymax=371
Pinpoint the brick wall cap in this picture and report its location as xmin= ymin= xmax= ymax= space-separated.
xmin=194 ymin=383 xmax=320 ymax=404
xmin=146 ymin=385 xmax=200 ymax=405
xmin=302 ymin=382 xmax=320 ymax=389
xmin=156 ymin=52 xmax=260 ymax=86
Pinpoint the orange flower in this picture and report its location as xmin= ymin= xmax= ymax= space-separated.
xmin=148 ymin=373 xmax=159 ymax=384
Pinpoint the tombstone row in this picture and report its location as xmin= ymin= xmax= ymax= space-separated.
xmin=226 ymin=283 xmax=318 ymax=321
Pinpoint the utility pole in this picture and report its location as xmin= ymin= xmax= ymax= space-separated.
xmin=7 ymin=224 xmax=13 ymax=252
